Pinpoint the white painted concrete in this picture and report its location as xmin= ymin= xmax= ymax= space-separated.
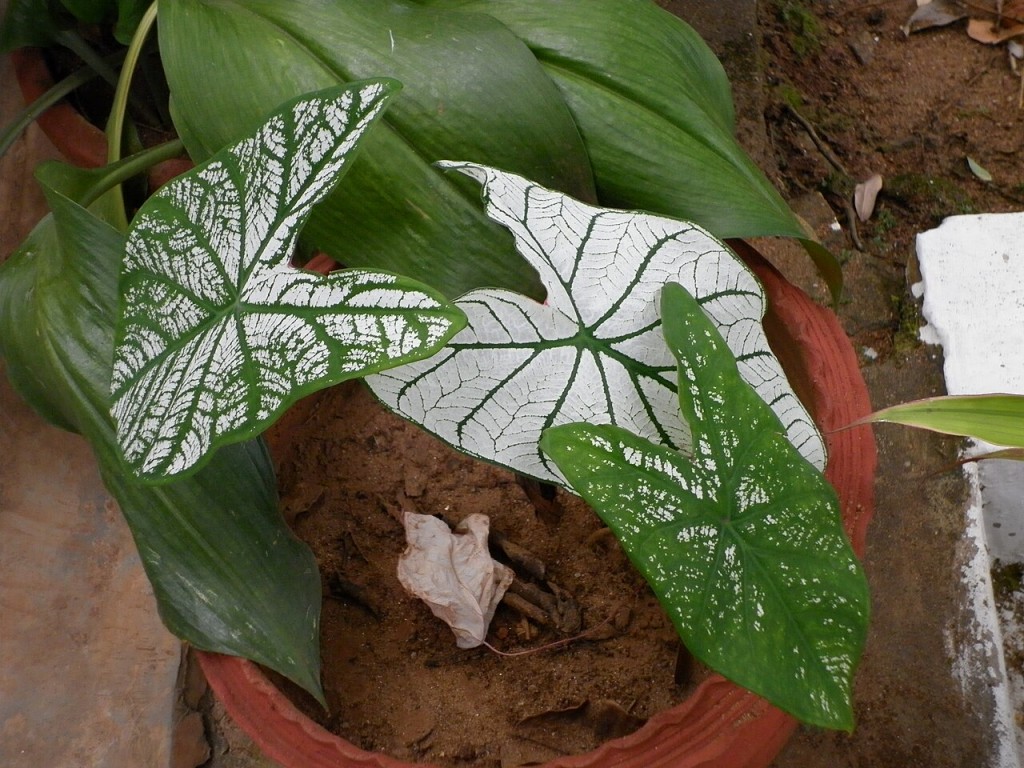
xmin=917 ymin=212 xmax=1024 ymax=768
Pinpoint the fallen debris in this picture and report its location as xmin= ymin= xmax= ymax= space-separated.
xmin=902 ymin=0 xmax=969 ymax=36
xmin=397 ymin=512 xmax=514 ymax=648
xmin=854 ymin=174 xmax=884 ymax=222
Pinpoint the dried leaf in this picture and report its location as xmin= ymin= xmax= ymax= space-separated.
xmin=854 ymin=174 xmax=884 ymax=222
xmin=517 ymin=699 xmax=646 ymax=741
xmin=397 ymin=512 xmax=514 ymax=648
xmin=903 ymin=0 xmax=968 ymax=34
xmin=967 ymin=16 xmax=1024 ymax=43
xmin=967 ymin=156 xmax=993 ymax=181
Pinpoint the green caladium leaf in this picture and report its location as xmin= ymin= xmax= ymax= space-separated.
xmin=0 ymin=168 xmax=324 ymax=702
xmin=111 ymin=82 xmax=466 ymax=481
xmin=368 ymin=163 xmax=824 ymax=485
xmin=541 ymin=283 xmax=869 ymax=730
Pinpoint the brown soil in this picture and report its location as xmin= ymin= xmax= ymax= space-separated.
xmin=264 ymin=382 xmax=700 ymax=766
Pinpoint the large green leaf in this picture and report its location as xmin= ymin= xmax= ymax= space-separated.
xmin=541 ymin=283 xmax=868 ymax=730
xmin=369 ymin=163 xmax=824 ymax=484
xmin=0 ymin=0 xmax=69 ymax=49
xmin=110 ymin=82 xmax=464 ymax=481
xmin=0 ymin=165 xmax=325 ymax=701
xmin=425 ymin=0 xmax=841 ymax=297
xmin=158 ymin=0 xmax=597 ymax=299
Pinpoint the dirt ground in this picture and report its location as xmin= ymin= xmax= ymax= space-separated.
xmin=264 ymin=382 xmax=701 ymax=765
xmin=755 ymin=2 xmax=1023 ymax=766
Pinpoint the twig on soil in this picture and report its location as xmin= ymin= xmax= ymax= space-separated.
xmin=784 ymin=104 xmax=866 ymax=250
xmin=504 ymin=579 xmax=582 ymax=635
xmin=482 ymin=612 xmax=617 ymax=658
xmin=785 ymin=104 xmax=850 ymax=177
xmin=844 ymin=200 xmax=865 ymax=251
xmin=490 ymin=528 xmax=546 ymax=581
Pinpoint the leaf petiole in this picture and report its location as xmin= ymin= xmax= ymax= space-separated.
xmin=107 ymin=1 xmax=159 ymax=165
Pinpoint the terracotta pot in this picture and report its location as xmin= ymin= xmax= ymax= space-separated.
xmin=11 ymin=47 xmax=192 ymax=189
xmin=197 ymin=242 xmax=876 ymax=768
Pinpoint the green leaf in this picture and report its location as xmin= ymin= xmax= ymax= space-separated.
xmin=541 ymin=282 xmax=868 ymax=730
xmin=368 ymin=163 xmax=824 ymax=484
xmin=0 ymin=0 xmax=69 ymax=49
xmin=0 ymin=174 xmax=324 ymax=701
xmin=427 ymin=0 xmax=841 ymax=299
xmin=860 ymin=394 xmax=1024 ymax=448
xmin=111 ymin=82 xmax=466 ymax=481
xmin=158 ymin=0 xmax=597 ymax=299
xmin=159 ymin=0 xmax=840 ymax=300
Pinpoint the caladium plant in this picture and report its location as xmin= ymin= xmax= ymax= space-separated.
xmin=0 ymin=0 xmax=869 ymax=737
xmin=109 ymin=80 xmax=464 ymax=481
xmin=367 ymin=162 xmax=826 ymax=485
xmin=542 ymin=283 xmax=868 ymax=730
xmin=368 ymin=164 xmax=866 ymax=728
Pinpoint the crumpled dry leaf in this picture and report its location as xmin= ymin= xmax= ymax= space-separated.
xmin=854 ymin=174 xmax=884 ymax=222
xmin=397 ymin=512 xmax=514 ymax=648
xmin=903 ymin=0 xmax=969 ymax=35
xmin=967 ymin=16 xmax=1024 ymax=43
xmin=967 ymin=156 xmax=993 ymax=181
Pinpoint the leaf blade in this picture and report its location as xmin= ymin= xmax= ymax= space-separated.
xmin=859 ymin=394 xmax=1024 ymax=448
xmin=540 ymin=282 xmax=868 ymax=730
xmin=111 ymin=82 xmax=467 ymax=481
xmin=368 ymin=163 xmax=824 ymax=484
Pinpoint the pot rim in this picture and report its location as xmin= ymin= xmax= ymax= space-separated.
xmin=11 ymin=47 xmax=192 ymax=190
xmin=197 ymin=242 xmax=877 ymax=768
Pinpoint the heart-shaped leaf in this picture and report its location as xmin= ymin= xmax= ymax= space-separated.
xmin=541 ymin=283 xmax=869 ymax=730
xmin=111 ymin=82 xmax=466 ymax=481
xmin=367 ymin=163 xmax=824 ymax=485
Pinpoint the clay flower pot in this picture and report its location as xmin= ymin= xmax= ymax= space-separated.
xmin=197 ymin=241 xmax=877 ymax=768
xmin=11 ymin=47 xmax=191 ymax=189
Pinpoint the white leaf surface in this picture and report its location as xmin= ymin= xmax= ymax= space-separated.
xmin=111 ymin=83 xmax=464 ymax=480
xmin=397 ymin=512 xmax=514 ymax=649
xmin=368 ymin=163 xmax=825 ymax=484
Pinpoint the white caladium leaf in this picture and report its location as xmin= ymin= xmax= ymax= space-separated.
xmin=367 ymin=162 xmax=824 ymax=484
xmin=111 ymin=82 xmax=466 ymax=481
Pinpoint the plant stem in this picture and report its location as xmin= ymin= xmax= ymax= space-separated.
xmin=108 ymin=1 xmax=159 ymax=165
xmin=80 ymin=138 xmax=186 ymax=209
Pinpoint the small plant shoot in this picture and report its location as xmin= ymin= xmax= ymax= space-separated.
xmin=111 ymin=82 xmax=466 ymax=480
xmin=541 ymin=283 xmax=869 ymax=730
xmin=368 ymin=162 xmax=824 ymax=485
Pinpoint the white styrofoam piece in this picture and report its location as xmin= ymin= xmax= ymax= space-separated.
xmin=917 ymin=212 xmax=1024 ymax=561
xmin=917 ymin=212 xmax=1024 ymax=768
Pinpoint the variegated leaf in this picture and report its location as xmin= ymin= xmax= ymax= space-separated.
xmin=541 ymin=283 xmax=868 ymax=730
xmin=367 ymin=162 xmax=824 ymax=484
xmin=111 ymin=82 xmax=466 ymax=481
